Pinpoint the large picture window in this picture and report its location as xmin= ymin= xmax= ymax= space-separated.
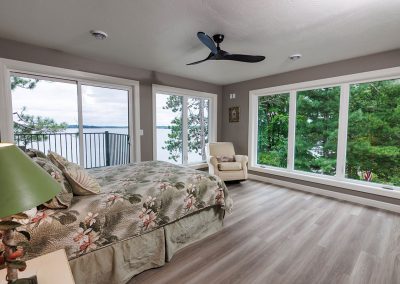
xmin=346 ymin=79 xmax=400 ymax=187
xmin=257 ymin=93 xmax=289 ymax=168
xmin=295 ymin=87 xmax=340 ymax=175
xmin=153 ymin=85 xmax=216 ymax=165
xmin=249 ymin=68 xmax=400 ymax=195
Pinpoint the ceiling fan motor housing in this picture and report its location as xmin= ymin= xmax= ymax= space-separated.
xmin=213 ymin=34 xmax=225 ymax=45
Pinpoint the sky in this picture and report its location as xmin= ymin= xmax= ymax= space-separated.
xmin=156 ymin=93 xmax=180 ymax=126
xmin=11 ymin=77 xmax=129 ymax=126
xmin=12 ymin=76 xmax=203 ymax=129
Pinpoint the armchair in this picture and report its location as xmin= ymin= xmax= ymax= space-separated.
xmin=206 ymin=142 xmax=248 ymax=181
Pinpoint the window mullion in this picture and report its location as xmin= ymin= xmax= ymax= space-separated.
xmin=287 ymin=90 xmax=297 ymax=171
xmin=251 ymin=94 xmax=259 ymax=167
xmin=77 ymin=82 xmax=85 ymax=167
xmin=336 ymin=83 xmax=350 ymax=179
xmin=182 ymin=96 xmax=188 ymax=165
xmin=0 ymin=62 xmax=13 ymax=142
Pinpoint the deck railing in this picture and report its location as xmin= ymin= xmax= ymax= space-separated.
xmin=14 ymin=131 xmax=130 ymax=169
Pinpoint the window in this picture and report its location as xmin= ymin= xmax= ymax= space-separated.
xmin=81 ymin=85 xmax=130 ymax=168
xmin=5 ymin=70 xmax=136 ymax=168
xmin=153 ymin=85 xmax=216 ymax=165
xmin=295 ymin=87 xmax=340 ymax=175
xmin=156 ymin=93 xmax=183 ymax=164
xmin=187 ymin=97 xmax=210 ymax=164
xmin=11 ymin=75 xmax=80 ymax=163
xmin=346 ymin=79 xmax=400 ymax=187
xmin=249 ymin=67 xmax=400 ymax=195
xmin=257 ymin=93 xmax=289 ymax=168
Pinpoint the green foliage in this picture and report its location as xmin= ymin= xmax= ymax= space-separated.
xmin=11 ymin=76 xmax=68 ymax=146
xmin=294 ymin=87 xmax=340 ymax=175
xmin=162 ymin=95 xmax=209 ymax=162
xmin=10 ymin=76 xmax=38 ymax=91
xmin=257 ymin=94 xmax=289 ymax=168
xmin=346 ymin=79 xmax=400 ymax=186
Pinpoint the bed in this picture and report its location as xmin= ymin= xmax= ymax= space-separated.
xmin=18 ymin=160 xmax=233 ymax=284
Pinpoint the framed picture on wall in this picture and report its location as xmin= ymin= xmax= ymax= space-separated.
xmin=229 ymin=106 xmax=240 ymax=123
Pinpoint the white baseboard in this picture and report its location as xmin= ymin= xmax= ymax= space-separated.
xmin=248 ymin=174 xmax=400 ymax=214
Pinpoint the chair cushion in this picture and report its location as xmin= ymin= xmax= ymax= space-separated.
xmin=218 ymin=162 xmax=242 ymax=171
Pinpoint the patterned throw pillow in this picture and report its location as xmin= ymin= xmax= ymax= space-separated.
xmin=48 ymin=151 xmax=72 ymax=171
xmin=216 ymin=155 xmax=236 ymax=162
xmin=32 ymin=157 xmax=74 ymax=209
xmin=48 ymin=151 xmax=101 ymax=196
xmin=63 ymin=165 xmax=101 ymax=196
xmin=26 ymin=148 xmax=48 ymax=159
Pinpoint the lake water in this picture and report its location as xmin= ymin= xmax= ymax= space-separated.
xmin=17 ymin=127 xmax=204 ymax=167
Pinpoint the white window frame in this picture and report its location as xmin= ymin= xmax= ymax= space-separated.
xmin=152 ymin=84 xmax=218 ymax=167
xmin=0 ymin=58 xmax=141 ymax=162
xmin=249 ymin=66 xmax=400 ymax=199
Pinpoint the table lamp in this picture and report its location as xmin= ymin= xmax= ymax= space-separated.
xmin=0 ymin=143 xmax=62 ymax=283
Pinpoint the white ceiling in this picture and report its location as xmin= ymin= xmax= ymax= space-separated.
xmin=0 ymin=0 xmax=399 ymax=85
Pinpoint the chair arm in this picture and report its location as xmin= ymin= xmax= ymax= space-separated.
xmin=234 ymin=155 xmax=248 ymax=165
xmin=235 ymin=154 xmax=248 ymax=179
xmin=207 ymin=156 xmax=219 ymax=175
xmin=208 ymin=156 xmax=219 ymax=167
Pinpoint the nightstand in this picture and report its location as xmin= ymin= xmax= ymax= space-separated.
xmin=0 ymin=249 xmax=75 ymax=284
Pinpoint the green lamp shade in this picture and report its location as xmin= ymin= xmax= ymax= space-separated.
xmin=0 ymin=143 xmax=62 ymax=219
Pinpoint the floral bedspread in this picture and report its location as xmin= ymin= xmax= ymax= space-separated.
xmin=16 ymin=161 xmax=232 ymax=261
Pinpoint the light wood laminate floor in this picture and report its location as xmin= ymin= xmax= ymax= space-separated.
xmin=131 ymin=180 xmax=400 ymax=284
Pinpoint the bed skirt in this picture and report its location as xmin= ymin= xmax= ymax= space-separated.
xmin=69 ymin=206 xmax=224 ymax=284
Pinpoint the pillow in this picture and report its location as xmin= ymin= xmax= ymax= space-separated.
xmin=48 ymin=151 xmax=72 ymax=171
xmin=216 ymin=155 xmax=235 ymax=163
xmin=26 ymin=148 xmax=48 ymax=159
xmin=63 ymin=165 xmax=101 ymax=196
xmin=32 ymin=157 xmax=73 ymax=209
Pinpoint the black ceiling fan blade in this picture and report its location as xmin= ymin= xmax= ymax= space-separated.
xmin=187 ymin=53 xmax=214 ymax=65
xmin=223 ymin=54 xmax=266 ymax=63
xmin=197 ymin=32 xmax=218 ymax=54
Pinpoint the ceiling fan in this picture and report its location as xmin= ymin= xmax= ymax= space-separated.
xmin=187 ymin=32 xmax=266 ymax=65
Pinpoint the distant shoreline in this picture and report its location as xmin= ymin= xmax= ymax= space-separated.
xmin=67 ymin=125 xmax=170 ymax=129
xmin=67 ymin=125 xmax=127 ymax=129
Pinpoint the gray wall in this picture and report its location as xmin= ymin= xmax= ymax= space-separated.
xmin=0 ymin=38 xmax=223 ymax=161
xmin=221 ymin=49 xmax=400 ymax=206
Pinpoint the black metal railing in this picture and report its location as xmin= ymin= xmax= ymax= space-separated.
xmin=14 ymin=131 xmax=130 ymax=169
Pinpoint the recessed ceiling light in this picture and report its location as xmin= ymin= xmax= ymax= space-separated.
xmin=90 ymin=30 xmax=108 ymax=40
xmin=289 ymin=54 xmax=302 ymax=61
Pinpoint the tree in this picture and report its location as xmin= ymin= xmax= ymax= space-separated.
xmin=346 ymin=79 xmax=400 ymax=186
xmin=11 ymin=76 xmax=68 ymax=146
xmin=162 ymin=96 xmax=209 ymax=162
xmin=294 ymin=87 xmax=340 ymax=175
xmin=257 ymin=94 xmax=289 ymax=168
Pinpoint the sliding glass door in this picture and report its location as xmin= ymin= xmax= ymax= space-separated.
xmin=11 ymin=74 xmax=81 ymax=163
xmin=187 ymin=97 xmax=209 ymax=164
xmin=10 ymin=73 xmax=132 ymax=168
xmin=155 ymin=93 xmax=183 ymax=164
xmin=81 ymin=84 xmax=130 ymax=168
xmin=154 ymin=86 xmax=216 ymax=165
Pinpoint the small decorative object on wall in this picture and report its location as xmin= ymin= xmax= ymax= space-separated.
xmin=229 ymin=106 xmax=240 ymax=123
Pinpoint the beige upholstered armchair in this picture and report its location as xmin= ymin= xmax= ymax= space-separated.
xmin=206 ymin=142 xmax=248 ymax=181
